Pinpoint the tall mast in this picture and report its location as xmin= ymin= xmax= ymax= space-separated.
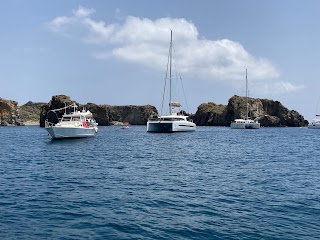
xmin=169 ymin=30 xmax=173 ymax=115
xmin=246 ymin=69 xmax=248 ymax=120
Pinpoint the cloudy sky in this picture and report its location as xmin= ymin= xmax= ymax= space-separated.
xmin=1 ymin=0 xmax=319 ymax=120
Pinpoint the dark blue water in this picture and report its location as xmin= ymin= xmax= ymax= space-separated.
xmin=1 ymin=126 xmax=320 ymax=239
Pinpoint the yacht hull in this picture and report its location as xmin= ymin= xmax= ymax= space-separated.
xmin=230 ymin=122 xmax=260 ymax=129
xmin=45 ymin=126 xmax=97 ymax=139
xmin=147 ymin=121 xmax=196 ymax=132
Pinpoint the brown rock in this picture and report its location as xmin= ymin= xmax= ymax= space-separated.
xmin=192 ymin=102 xmax=226 ymax=126
xmin=0 ymin=97 xmax=23 ymax=126
xmin=192 ymin=95 xmax=307 ymax=127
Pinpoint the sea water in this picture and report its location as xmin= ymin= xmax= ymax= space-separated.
xmin=0 ymin=126 xmax=319 ymax=239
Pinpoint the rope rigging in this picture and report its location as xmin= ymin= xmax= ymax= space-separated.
xmin=160 ymin=30 xmax=190 ymax=115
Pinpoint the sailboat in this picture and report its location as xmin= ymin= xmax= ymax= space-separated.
xmin=308 ymin=116 xmax=320 ymax=129
xmin=230 ymin=69 xmax=260 ymax=129
xmin=307 ymin=96 xmax=320 ymax=129
xmin=147 ymin=30 xmax=196 ymax=133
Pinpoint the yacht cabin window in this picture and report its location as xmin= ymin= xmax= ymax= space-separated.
xmin=62 ymin=117 xmax=71 ymax=121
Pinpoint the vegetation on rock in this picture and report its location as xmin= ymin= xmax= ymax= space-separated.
xmin=19 ymin=101 xmax=46 ymax=123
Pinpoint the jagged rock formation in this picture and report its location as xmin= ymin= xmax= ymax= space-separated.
xmin=39 ymin=95 xmax=76 ymax=127
xmin=192 ymin=102 xmax=226 ymax=126
xmin=103 ymin=105 xmax=158 ymax=125
xmin=193 ymin=95 xmax=307 ymax=127
xmin=81 ymin=103 xmax=157 ymax=126
xmin=39 ymin=95 xmax=158 ymax=127
xmin=0 ymin=97 xmax=23 ymax=126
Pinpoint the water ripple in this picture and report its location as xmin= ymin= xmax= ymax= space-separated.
xmin=1 ymin=126 xmax=320 ymax=239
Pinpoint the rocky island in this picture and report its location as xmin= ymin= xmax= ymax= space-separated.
xmin=192 ymin=95 xmax=308 ymax=127
xmin=0 ymin=94 xmax=308 ymax=127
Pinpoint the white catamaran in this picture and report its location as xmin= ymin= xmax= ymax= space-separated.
xmin=308 ymin=116 xmax=320 ymax=129
xmin=308 ymin=96 xmax=320 ymax=129
xmin=147 ymin=30 xmax=196 ymax=133
xmin=230 ymin=69 xmax=260 ymax=129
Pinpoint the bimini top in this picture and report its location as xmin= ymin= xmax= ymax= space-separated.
xmin=46 ymin=103 xmax=97 ymax=126
xmin=62 ymin=109 xmax=94 ymax=118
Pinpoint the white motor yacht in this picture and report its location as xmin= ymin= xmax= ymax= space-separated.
xmin=45 ymin=104 xmax=98 ymax=139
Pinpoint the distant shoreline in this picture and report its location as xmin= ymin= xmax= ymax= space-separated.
xmin=23 ymin=121 xmax=39 ymax=126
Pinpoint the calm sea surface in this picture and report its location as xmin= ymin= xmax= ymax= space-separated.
xmin=0 ymin=126 xmax=320 ymax=239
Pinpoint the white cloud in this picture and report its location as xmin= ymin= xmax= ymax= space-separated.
xmin=82 ymin=18 xmax=116 ymax=44
xmin=47 ymin=6 xmax=304 ymax=94
xmin=257 ymin=81 xmax=305 ymax=94
xmin=72 ymin=6 xmax=95 ymax=18
xmin=48 ymin=16 xmax=72 ymax=33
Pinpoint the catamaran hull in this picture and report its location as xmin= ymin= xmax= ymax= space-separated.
xmin=230 ymin=122 xmax=260 ymax=129
xmin=45 ymin=126 xmax=97 ymax=139
xmin=308 ymin=123 xmax=320 ymax=129
xmin=147 ymin=121 xmax=196 ymax=132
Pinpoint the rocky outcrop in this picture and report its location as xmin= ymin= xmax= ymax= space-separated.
xmin=192 ymin=102 xmax=226 ymax=126
xmin=39 ymin=95 xmax=76 ymax=127
xmin=258 ymin=99 xmax=307 ymax=127
xmin=193 ymin=95 xmax=307 ymax=127
xmin=39 ymin=95 xmax=158 ymax=127
xmin=0 ymin=97 xmax=23 ymax=126
xmin=105 ymin=105 xmax=158 ymax=125
xmin=19 ymin=101 xmax=46 ymax=124
xmin=82 ymin=103 xmax=157 ymax=126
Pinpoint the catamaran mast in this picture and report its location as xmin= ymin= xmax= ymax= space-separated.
xmin=246 ymin=69 xmax=248 ymax=120
xmin=169 ymin=30 xmax=173 ymax=115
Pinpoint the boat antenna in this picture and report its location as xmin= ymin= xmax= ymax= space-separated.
xmin=160 ymin=34 xmax=171 ymax=116
xmin=246 ymin=69 xmax=248 ymax=120
xmin=314 ymin=95 xmax=320 ymax=117
xmin=169 ymin=29 xmax=173 ymax=115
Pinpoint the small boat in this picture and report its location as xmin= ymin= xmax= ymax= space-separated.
xmin=230 ymin=69 xmax=260 ymax=129
xmin=147 ymin=30 xmax=196 ymax=133
xmin=121 ymin=122 xmax=130 ymax=129
xmin=45 ymin=104 xmax=98 ymax=139
xmin=308 ymin=115 xmax=320 ymax=129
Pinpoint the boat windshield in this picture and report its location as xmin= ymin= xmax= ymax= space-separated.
xmin=148 ymin=117 xmax=187 ymax=121
xmin=62 ymin=117 xmax=72 ymax=121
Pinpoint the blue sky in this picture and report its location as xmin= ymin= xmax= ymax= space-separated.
xmin=1 ymin=0 xmax=320 ymax=120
